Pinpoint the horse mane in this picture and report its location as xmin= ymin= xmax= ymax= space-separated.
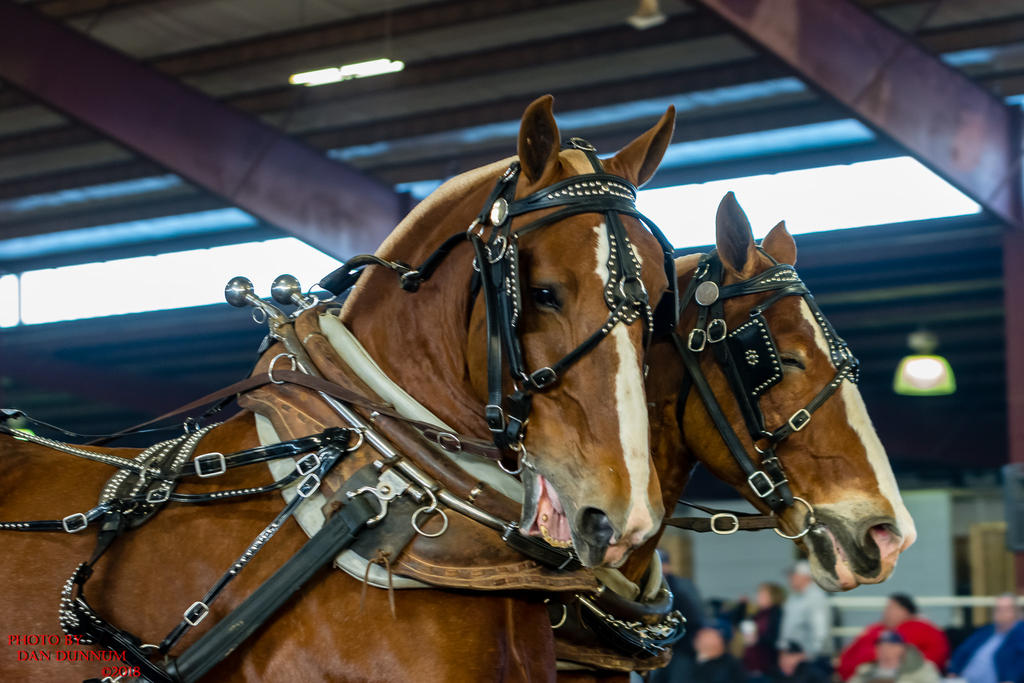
xmin=372 ymin=156 xmax=516 ymax=259
xmin=372 ymin=149 xmax=596 ymax=260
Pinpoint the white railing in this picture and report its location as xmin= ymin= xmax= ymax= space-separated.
xmin=827 ymin=595 xmax=1024 ymax=638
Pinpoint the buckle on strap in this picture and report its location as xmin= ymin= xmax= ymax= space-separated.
xmin=710 ymin=513 xmax=739 ymax=535
xmin=687 ymin=328 xmax=707 ymax=352
xmin=529 ymin=367 xmax=558 ymax=390
xmin=296 ymin=473 xmax=321 ymax=499
xmin=194 ymin=452 xmax=226 ymax=478
xmin=747 ymin=470 xmax=779 ymax=499
xmin=183 ymin=601 xmax=209 ymax=627
xmin=146 ymin=487 xmax=171 ymax=504
xmin=435 ymin=432 xmax=462 ymax=452
xmin=788 ymin=409 xmax=811 ymax=432
xmin=707 ymin=318 xmax=728 ymax=343
xmin=485 ymin=404 xmax=505 ymax=432
xmin=295 ymin=452 xmax=320 ymax=476
xmin=62 ymin=512 xmax=88 ymax=533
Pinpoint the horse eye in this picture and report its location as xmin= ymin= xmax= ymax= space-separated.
xmin=531 ymin=287 xmax=561 ymax=311
xmin=780 ymin=354 xmax=805 ymax=370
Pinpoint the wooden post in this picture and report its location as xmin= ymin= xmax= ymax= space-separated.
xmin=1006 ymin=225 xmax=1024 ymax=590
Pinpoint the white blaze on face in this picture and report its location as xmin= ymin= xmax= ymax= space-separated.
xmin=593 ymin=224 xmax=655 ymax=542
xmin=798 ymin=303 xmax=917 ymax=548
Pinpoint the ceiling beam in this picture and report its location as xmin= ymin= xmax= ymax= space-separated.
xmin=1006 ymin=223 xmax=1024 ymax=587
xmin=0 ymin=0 xmax=405 ymax=258
xmin=693 ymin=0 xmax=1023 ymax=229
xmin=3 ymin=7 xmax=1020 ymax=160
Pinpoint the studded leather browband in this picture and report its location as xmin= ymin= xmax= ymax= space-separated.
xmin=319 ymin=138 xmax=678 ymax=469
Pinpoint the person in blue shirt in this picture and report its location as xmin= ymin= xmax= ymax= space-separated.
xmin=948 ymin=594 xmax=1024 ymax=683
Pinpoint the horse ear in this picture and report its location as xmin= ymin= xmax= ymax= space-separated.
xmin=716 ymin=191 xmax=758 ymax=278
xmin=518 ymin=95 xmax=561 ymax=184
xmin=761 ymin=220 xmax=797 ymax=266
xmin=607 ymin=106 xmax=675 ymax=187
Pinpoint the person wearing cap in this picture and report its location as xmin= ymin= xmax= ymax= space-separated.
xmin=779 ymin=561 xmax=832 ymax=664
xmin=847 ymin=630 xmax=940 ymax=683
xmin=947 ymin=593 xmax=1024 ymax=683
xmin=773 ymin=641 xmax=829 ymax=683
xmin=693 ymin=619 xmax=746 ymax=683
xmin=838 ymin=594 xmax=950 ymax=680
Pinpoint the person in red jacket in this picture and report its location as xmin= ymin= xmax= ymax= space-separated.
xmin=837 ymin=594 xmax=950 ymax=680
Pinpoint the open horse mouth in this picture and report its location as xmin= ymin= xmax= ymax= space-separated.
xmin=521 ymin=469 xmax=610 ymax=566
xmin=804 ymin=514 xmax=906 ymax=592
xmin=525 ymin=475 xmax=573 ymax=548
xmin=520 ymin=467 xmax=645 ymax=567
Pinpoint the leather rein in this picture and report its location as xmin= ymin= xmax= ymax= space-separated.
xmin=666 ymin=248 xmax=861 ymax=538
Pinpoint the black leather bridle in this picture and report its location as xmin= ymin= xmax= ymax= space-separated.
xmin=320 ymin=138 xmax=678 ymax=470
xmin=671 ymin=249 xmax=860 ymax=517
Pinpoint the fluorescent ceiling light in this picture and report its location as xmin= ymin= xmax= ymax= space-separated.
xmin=289 ymin=58 xmax=404 ymax=87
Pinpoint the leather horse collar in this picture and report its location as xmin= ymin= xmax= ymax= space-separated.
xmin=319 ymin=138 xmax=678 ymax=469
xmin=671 ymin=249 xmax=859 ymax=524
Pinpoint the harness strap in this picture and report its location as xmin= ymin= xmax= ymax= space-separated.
xmin=54 ymin=434 xmax=363 ymax=683
xmin=165 ymin=494 xmax=378 ymax=683
xmin=670 ymin=331 xmax=790 ymax=512
xmin=765 ymin=356 xmax=857 ymax=444
xmin=665 ymin=500 xmax=778 ymax=534
xmin=74 ymin=368 xmax=503 ymax=463
xmin=157 ymin=438 xmax=350 ymax=654
xmin=674 ymin=250 xmax=860 ymax=517
xmin=0 ymin=424 xmax=162 ymax=476
xmin=0 ymin=427 xmax=355 ymax=532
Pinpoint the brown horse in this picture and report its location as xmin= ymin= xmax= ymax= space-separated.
xmin=0 ymin=96 xmax=678 ymax=682
xmin=661 ymin=193 xmax=915 ymax=591
xmin=0 ymin=108 xmax=914 ymax=682
xmin=613 ymin=193 xmax=916 ymax=604
xmin=560 ymin=194 xmax=917 ymax=679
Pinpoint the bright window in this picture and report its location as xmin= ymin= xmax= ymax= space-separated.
xmin=0 ymin=274 xmax=18 ymax=327
xmin=637 ymin=157 xmax=981 ymax=246
xmin=18 ymin=238 xmax=340 ymax=325
xmin=0 ymin=156 xmax=985 ymax=327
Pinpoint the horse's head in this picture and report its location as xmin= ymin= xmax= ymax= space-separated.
xmin=482 ymin=97 xmax=677 ymax=567
xmin=349 ymin=96 xmax=677 ymax=568
xmin=668 ymin=192 xmax=915 ymax=591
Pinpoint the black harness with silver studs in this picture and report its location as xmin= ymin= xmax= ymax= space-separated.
xmin=672 ymin=249 xmax=859 ymax=521
xmin=319 ymin=139 xmax=678 ymax=470
xmin=0 ymin=139 xmax=688 ymax=681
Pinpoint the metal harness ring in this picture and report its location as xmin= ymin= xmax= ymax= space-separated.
xmin=485 ymin=235 xmax=508 ymax=264
xmin=412 ymin=490 xmax=449 ymax=538
xmin=773 ymin=496 xmax=816 ymax=540
xmin=344 ymin=428 xmax=366 ymax=452
xmin=499 ymin=441 xmax=525 ymax=475
xmin=267 ymin=353 xmax=296 ymax=384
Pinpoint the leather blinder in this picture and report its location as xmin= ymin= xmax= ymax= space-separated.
xmin=724 ymin=315 xmax=783 ymax=399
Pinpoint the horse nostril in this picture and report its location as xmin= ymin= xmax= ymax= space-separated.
xmin=868 ymin=522 xmax=902 ymax=560
xmin=578 ymin=507 xmax=615 ymax=549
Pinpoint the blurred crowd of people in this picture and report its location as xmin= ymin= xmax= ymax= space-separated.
xmin=649 ymin=558 xmax=1024 ymax=683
